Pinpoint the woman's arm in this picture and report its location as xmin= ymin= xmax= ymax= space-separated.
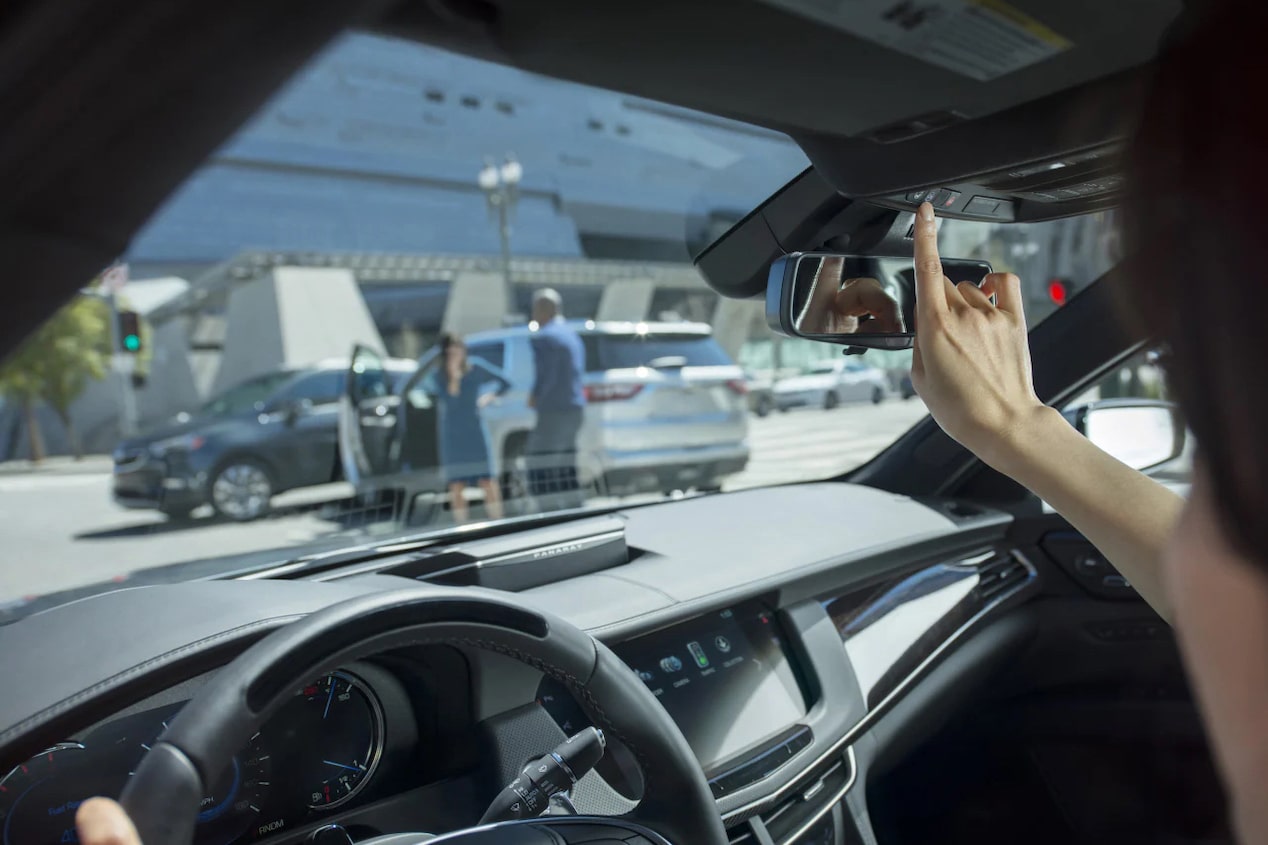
xmin=909 ymin=201 xmax=1182 ymax=621
xmin=471 ymin=358 xmax=513 ymax=395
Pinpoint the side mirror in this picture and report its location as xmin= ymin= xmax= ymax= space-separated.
xmin=1072 ymin=400 xmax=1186 ymax=472
xmin=765 ymin=252 xmax=992 ymax=351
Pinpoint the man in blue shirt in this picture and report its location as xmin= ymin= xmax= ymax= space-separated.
xmin=526 ymin=288 xmax=587 ymax=508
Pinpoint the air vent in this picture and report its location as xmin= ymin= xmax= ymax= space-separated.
xmin=975 ymin=553 xmax=1032 ymax=602
xmin=760 ymin=756 xmax=852 ymax=844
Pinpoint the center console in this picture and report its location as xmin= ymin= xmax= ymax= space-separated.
xmin=609 ymin=602 xmax=812 ymax=795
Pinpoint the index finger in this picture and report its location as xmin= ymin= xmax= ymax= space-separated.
xmin=913 ymin=202 xmax=948 ymax=317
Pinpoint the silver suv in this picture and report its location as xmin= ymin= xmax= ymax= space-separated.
xmin=340 ymin=321 xmax=750 ymax=516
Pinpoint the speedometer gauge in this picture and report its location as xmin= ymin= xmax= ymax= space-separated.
xmin=269 ymin=672 xmax=384 ymax=811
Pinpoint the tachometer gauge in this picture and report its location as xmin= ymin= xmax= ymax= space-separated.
xmin=269 ymin=672 xmax=384 ymax=811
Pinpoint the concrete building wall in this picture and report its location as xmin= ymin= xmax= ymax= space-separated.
xmin=712 ymin=297 xmax=765 ymax=360
xmin=595 ymin=279 xmax=655 ymax=322
xmin=441 ymin=271 xmax=510 ymax=338
xmin=213 ymin=266 xmax=383 ymax=394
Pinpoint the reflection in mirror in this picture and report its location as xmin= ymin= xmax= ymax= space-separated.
xmin=767 ymin=252 xmax=992 ymax=351
xmin=1080 ymin=402 xmax=1183 ymax=471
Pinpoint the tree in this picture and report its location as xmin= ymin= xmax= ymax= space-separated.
xmin=0 ymin=296 xmax=112 ymax=461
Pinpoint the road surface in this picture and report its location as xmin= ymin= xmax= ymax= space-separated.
xmin=0 ymin=399 xmax=931 ymax=605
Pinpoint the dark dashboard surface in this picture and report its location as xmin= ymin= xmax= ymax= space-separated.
xmin=0 ymin=483 xmax=1044 ymax=845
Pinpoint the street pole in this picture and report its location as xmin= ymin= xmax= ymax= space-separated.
xmin=479 ymin=155 xmax=521 ymax=325
xmin=497 ymin=197 xmax=514 ymax=316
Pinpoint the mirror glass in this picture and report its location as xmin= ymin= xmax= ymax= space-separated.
xmin=1082 ymin=403 xmax=1182 ymax=471
xmin=768 ymin=253 xmax=992 ymax=350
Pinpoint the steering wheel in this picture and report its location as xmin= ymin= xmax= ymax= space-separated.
xmin=119 ymin=587 xmax=726 ymax=845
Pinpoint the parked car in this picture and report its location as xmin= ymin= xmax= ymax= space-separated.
xmin=340 ymin=321 xmax=751 ymax=518
xmin=744 ymin=369 xmax=776 ymax=417
xmin=112 ymin=358 xmax=416 ymax=521
xmin=772 ymin=358 xmax=888 ymax=411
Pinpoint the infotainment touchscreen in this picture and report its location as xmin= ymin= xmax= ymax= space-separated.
xmin=612 ymin=603 xmax=808 ymax=773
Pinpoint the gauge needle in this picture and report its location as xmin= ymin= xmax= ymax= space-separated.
xmin=322 ymin=681 xmax=336 ymax=720
xmin=322 ymin=760 xmax=364 ymax=772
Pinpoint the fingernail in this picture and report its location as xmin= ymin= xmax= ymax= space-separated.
xmin=918 ymin=202 xmax=934 ymax=222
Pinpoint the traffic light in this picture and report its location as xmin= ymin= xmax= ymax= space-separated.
xmin=117 ymin=310 xmax=142 ymax=353
xmin=1047 ymin=278 xmax=1071 ymax=307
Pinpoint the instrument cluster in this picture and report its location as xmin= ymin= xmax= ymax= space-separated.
xmin=0 ymin=670 xmax=397 ymax=845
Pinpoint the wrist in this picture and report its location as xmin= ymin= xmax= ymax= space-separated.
xmin=978 ymin=404 xmax=1071 ymax=478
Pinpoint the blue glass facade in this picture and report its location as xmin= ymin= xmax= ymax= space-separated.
xmin=126 ymin=33 xmax=811 ymax=273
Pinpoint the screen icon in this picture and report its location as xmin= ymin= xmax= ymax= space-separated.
xmin=714 ymin=635 xmax=732 ymax=653
xmin=659 ymin=656 xmax=683 ymax=673
xmin=637 ymin=669 xmax=655 ymax=682
xmin=687 ymin=641 xmax=709 ymax=668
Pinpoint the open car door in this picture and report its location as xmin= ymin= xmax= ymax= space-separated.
xmin=338 ymin=344 xmax=402 ymax=490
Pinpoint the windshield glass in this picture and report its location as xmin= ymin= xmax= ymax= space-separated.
xmin=201 ymin=372 xmax=296 ymax=416
xmin=583 ymin=334 xmax=732 ymax=370
xmin=0 ymin=32 xmax=1120 ymax=614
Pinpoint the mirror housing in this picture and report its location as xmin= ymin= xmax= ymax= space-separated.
xmin=766 ymin=252 xmax=992 ymax=351
xmin=1067 ymin=399 xmax=1186 ymax=472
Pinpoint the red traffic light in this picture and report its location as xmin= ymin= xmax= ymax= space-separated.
xmin=1047 ymin=279 xmax=1069 ymax=306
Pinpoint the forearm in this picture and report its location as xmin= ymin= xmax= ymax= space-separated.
xmin=987 ymin=407 xmax=1184 ymax=621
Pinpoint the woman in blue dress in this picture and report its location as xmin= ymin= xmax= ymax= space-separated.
xmin=426 ymin=333 xmax=512 ymax=524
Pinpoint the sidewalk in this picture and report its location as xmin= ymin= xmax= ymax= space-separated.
xmin=0 ymin=455 xmax=113 ymax=476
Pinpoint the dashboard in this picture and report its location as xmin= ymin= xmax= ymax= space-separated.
xmin=0 ymin=483 xmax=1070 ymax=845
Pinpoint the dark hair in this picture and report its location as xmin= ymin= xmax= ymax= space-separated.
xmin=1124 ymin=0 xmax=1268 ymax=559
xmin=439 ymin=332 xmax=471 ymax=374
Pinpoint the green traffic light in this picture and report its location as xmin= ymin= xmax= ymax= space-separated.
xmin=124 ymin=336 xmax=140 ymax=352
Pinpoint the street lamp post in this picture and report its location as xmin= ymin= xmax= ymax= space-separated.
xmin=478 ymin=155 xmax=522 ymax=321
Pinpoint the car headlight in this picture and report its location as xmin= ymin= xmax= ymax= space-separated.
xmin=149 ymin=434 xmax=206 ymax=455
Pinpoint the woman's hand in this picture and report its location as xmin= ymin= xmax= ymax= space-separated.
xmin=478 ymin=392 xmax=498 ymax=409
xmin=909 ymin=201 xmax=1051 ymax=470
xmin=76 ymin=798 xmax=141 ymax=845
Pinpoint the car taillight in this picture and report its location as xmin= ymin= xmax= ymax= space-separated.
xmin=725 ymin=379 xmax=749 ymax=396
xmin=584 ymin=383 xmax=644 ymax=402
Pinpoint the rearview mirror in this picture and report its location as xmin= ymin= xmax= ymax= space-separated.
xmin=765 ymin=252 xmax=993 ymax=351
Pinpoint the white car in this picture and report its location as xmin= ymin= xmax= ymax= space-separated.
xmin=772 ymin=359 xmax=888 ymax=411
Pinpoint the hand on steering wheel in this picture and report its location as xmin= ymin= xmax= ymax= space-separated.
xmin=77 ymin=798 xmax=142 ymax=845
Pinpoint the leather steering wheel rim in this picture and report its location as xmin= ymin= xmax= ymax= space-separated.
xmin=119 ymin=586 xmax=726 ymax=845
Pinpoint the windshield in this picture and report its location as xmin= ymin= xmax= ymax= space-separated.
xmin=0 ymin=32 xmax=1122 ymax=614
xmin=200 ymin=372 xmax=296 ymax=417
xmin=583 ymin=334 xmax=732 ymax=370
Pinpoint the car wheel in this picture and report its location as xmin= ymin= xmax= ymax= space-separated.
xmin=210 ymin=458 xmax=275 ymax=521
xmin=754 ymin=395 xmax=773 ymax=417
xmin=823 ymin=391 xmax=840 ymax=411
xmin=871 ymin=385 xmax=885 ymax=404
